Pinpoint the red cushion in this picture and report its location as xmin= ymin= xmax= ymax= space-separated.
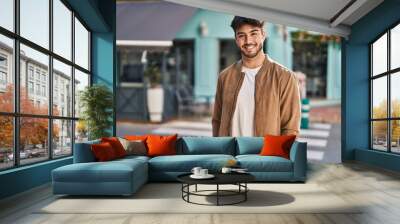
xmin=101 ymin=137 xmax=127 ymax=158
xmin=91 ymin=142 xmax=117 ymax=161
xmin=146 ymin=134 xmax=177 ymax=157
xmin=259 ymin=135 xmax=296 ymax=159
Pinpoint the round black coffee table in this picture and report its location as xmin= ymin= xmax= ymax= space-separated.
xmin=177 ymin=173 xmax=255 ymax=206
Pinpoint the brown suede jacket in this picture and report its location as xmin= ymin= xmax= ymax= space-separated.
xmin=212 ymin=55 xmax=301 ymax=137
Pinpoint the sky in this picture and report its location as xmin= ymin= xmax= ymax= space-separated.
xmin=0 ymin=0 xmax=89 ymax=70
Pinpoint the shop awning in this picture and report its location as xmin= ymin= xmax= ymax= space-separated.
xmin=117 ymin=1 xmax=197 ymax=46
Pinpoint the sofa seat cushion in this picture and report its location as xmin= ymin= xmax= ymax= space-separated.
xmin=236 ymin=155 xmax=293 ymax=172
xmin=149 ymin=154 xmax=235 ymax=172
xmin=52 ymin=159 xmax=147 ymax=183
xmin=116 ymin=155 xmax=150 ymax=162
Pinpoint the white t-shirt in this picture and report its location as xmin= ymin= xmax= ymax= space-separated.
xmin=230 ymin=65 xmax=262 ymax=137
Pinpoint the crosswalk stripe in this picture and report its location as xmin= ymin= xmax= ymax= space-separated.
xmin=297 ymin=138 xmax=328 ymax=147
xmin=309 ymin=123 xmax=332 ymax=130
xmin=300 ymin=129 xmax=330 ymax=138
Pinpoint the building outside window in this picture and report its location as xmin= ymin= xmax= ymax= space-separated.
xmin=371 ymin=23 xmax=400 ymax=154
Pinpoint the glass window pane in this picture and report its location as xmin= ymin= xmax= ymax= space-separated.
xmin=75 ymin=18 xmax=89 ymax=70
xmin=75 ymin=120 xmax=88 ymax=143
xmin=53 ymin=59 xmax=72 ymax=117
xmin=53 ymin=119 xmax=72 ymax=158
xmin=20 ymin=117 xmax=49 ymax=165
xmin=20 ymin=0 xmax=49 ymax=49
xmin=0 ymin=116 xmax=14 ymax=170
xmin=74 ymin=69 xmax=89 ymax=118
xmin=391 ymin=120 xmax=400 ymax=153
xmin=372 ymin=33 xmax=387 ymax=76
xmin=391 ymin=24 xmax=400 ymax=70
xmin=53 ymin=0 xmax=72 ymax=60
xmin=372 ymin=77 xmax=387 ymax=119
xmin=0 ymin=0 xmax=14 ymax=31
xmin=0 ymin=34 xmax=14 ymax=112
xmin=391 ymin=72 xmax=400 ymax=118
xmin=372 ymin=121 xmax=388 ymax=151
xmin=20 ymin=44 xmax=49 ymax=115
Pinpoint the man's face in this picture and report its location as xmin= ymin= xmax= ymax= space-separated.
xmin=235 ymin=24 xmax=266 ymax=58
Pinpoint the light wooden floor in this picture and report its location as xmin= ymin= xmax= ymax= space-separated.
xmin=1 ymin=162 xmax=400 ymax=224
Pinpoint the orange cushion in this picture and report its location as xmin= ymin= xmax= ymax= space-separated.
xmin=91 ymin=142 xmax=117 ymax=161
xmin=101 ymin=137 xmax=127 ymax=158
xmin=259 ymin=135 xmax=296 ymax=159
xmin=146 ymin=134 xmax=178 ymax=157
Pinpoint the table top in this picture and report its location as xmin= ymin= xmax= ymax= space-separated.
xmin=177 ymin=172 xmax=255 ymax=185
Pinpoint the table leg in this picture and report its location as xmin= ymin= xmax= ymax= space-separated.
xmin=195 ymin=184 xmax=197 ymax=192
xmin=187 ymin=184 xmax=190 ymax=202
xmin=245 ymin=183 xmax=247 ymax=201
xmin=217 ymin=184 xmax=219 ymax=206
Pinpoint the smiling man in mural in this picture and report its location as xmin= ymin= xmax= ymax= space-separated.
xmin=212 ymin=16 xmax=301 ymax=137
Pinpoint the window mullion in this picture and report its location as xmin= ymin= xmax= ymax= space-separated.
xmin=49 ymin=0 xmax=53 ymax=160
xmin=370 ymin=45 xmax=373 ymax=149
xmin=388 ymin=30 xmax=391 ymax=153
xmin=13 ymin=0 xmax=21 ymax=167
xmin=72 ymin=10 xmax=76 ymax=154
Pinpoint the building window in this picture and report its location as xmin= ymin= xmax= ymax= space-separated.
xmin=370 ymin=23 xmax=400 ymax=154
xmin=28 ymin=67 xmax=34 ymax=80
xmin=42 ymin=85 xmax=46 ymax=97
xmin=0 ymin=71 xmax=6 ymax=85
xmin=28 ymin=81 xmax=34 ymax=94
xmin=0 ymin=54 xmax=7 ymax=87
xmin=36 ymin=83 xmax=40 ymax=95
xmin=35 ymin=70 xmax=40 ymax=81
xmin=41 ymin=73 xmax=46 ymax=83
xmin=0 ymin=0 xmax=91 ymax=170
xmin=0 ymin=54 xmax=7 ymax=67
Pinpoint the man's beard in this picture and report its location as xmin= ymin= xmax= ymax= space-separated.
xmin=241 ymin=43 xmax=263 ymax=58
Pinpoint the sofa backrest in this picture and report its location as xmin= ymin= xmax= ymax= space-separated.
xmin=73 ymin=139 xmax=101 ymax=163
xmin=177 ymin=137 xmax=235 ymax=155
xmin=235 ymin=137 xmax=264 ymax=155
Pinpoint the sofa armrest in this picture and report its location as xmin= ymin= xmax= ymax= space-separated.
xmin=73 ymin=140 xmax=100 ymax=163
xmin=289 ymin=141 xmax=307 ymax=181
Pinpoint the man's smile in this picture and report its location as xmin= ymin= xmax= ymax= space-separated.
xmin=244 ymin=44 xmax=256 ymax=50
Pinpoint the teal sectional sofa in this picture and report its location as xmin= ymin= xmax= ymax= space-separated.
xmin=52 ymin=137 xmax=307 ymax=196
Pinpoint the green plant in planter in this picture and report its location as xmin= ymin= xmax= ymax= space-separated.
xmin=79 ymin=84 xmax=113 ymax=140
xmin=144 ymin=63 xmax=162 ymax=88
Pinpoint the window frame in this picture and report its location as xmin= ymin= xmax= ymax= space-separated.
xmin=370 ymin=20 xmax=400 ymax=154
xmin=0 ymin=0 xmax=92 ymax=171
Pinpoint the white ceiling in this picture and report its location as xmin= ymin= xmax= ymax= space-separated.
xmin=164 ymin=0 xmax=384 ymax=37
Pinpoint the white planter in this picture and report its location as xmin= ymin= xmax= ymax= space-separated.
xmin=147 ymin=87 xmax=164 ymax=122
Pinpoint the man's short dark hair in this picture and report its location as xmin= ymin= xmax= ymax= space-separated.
xmin=230 ymin=16 xmax=264 ymax=32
